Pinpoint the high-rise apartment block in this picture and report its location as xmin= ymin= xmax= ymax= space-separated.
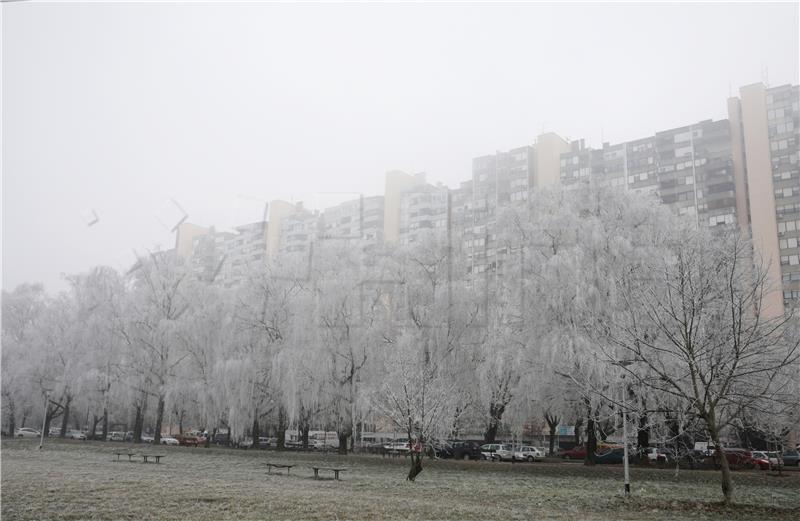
xmin=172 ymin=82 xmax=798 ymax=312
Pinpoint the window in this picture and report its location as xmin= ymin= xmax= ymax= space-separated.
xmin=709 ymin=214 xmax=734 ymax=226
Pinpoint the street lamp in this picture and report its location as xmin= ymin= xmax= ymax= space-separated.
xmin=38 ymin=389 xmax=52 ymax=450
xmin=613 ymin=360 xmax=636 ymax=497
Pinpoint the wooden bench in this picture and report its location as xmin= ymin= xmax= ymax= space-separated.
xmin=113 ymin=451 xmax=138 ymax=462
xmin=266 ymin=463 xmax=294 ymax=475
xmin=141 ymin=454 xmax=165 ymax=464
xmin=310 ymin=466 xmax=347 ymax=480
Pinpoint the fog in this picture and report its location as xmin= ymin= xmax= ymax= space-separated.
xmin=2 ymin=1 xmax=798 ymax=292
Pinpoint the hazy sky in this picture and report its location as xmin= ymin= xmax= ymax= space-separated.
xmin=2 ymin=1 xmax=798 ymax=293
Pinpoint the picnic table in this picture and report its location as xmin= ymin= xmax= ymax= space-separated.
xmin=266 ymin=463 xmax=294 ymax=475
xmin=310 ymin=466 xmax=347 ymax=480
xmin=140 ymin=454 xmax=165 ymax=463
xmin=113 ymin=451 xmax=138 ymax=462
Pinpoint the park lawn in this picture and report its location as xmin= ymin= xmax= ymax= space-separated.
xmin=1 ymin=439 xmax=798 ymax=520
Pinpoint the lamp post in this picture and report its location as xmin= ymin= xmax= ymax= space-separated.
xmin=38 ymin=389 xmax=51 ymax=450
xmin=621 ymin=377 xmax=630 ymax=496
xmin=613 ymin=360 xmax=635 ymax=497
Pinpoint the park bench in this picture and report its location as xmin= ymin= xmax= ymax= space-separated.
xmin=140 ymin=454 xmax=165 ymax=464
xmin=113 ymin=451 xmax=138 ymax=462
xmin=310 ymin=466 xmax=347 ymax=480
xmin=266 ymin=463 xmax=294 ymax=475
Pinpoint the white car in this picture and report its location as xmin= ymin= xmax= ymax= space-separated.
xmin=108 ymin=431 xmax=125 ymax=442
xmin=481 ymin=443 xmax=514 ymax=461
xmin=383 ymin=441 xmax=410 ymax=452
xmin=65 ymin=430 xmax=86 ymax=440
xmin=514 ymin=446 xmax=545 ymax=462
xmin=160 ymin=436 xmax=179 ymax=445
xmin=141 ymin=434 xmax=155 ymax=444
xmin=14 ymin=427 xmax=41 ymax=438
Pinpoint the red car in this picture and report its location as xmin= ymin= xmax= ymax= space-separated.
xmin=751 ymin=451 xmax=770 ymax=470
xmin=174 ymin=432 xmax=207 ymax=447
xmin=706 ymin=448 xmax=753 ymax=469
xmin=560 ymin=446 xmax=587 ymax=460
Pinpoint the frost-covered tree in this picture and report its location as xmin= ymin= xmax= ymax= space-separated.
xmin=602 ymin=228 xmax=799 ymax=504
xmin=120 ymin=251 xmax=193 ymax=444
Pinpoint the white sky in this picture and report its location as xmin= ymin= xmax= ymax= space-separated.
xmin=2 ymin=1 xmax=799 ymax=293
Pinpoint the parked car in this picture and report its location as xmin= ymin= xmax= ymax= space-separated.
xmin=480 ymin=443 xmax=514 ymax=461
xmin=140 ymin=434 xmax=154 ymax=444
xmin=108 ymin=431 xmax=125 ymax=442
xmin=65 ymin=430 xmax=86 ymax=440
xmin=384 ymin=441 xmax=410 ymax=453
xmin=211 ymin=432 xmax=230 ymax=445
xmin=514 ymin=446 xmax=544 ymax=462
xmin=751 ymin=451 xmax=770 ymax=470
xmin=48 ymin=427 xmax=61 ymax=437
xmin=767 ymin=452 xmax=783 ymax=468
xmin=313 ymin=438 xmax=339 ymax=450
xmin=445 ymin=440 xmax=483 ymax=460
xmin=596 ymin=447 xmax=631 ymax=464
xmin=160 ymin=436 xmax=179 ymax=446
xmin=781 ymin=449 xmax=800 ymax=466
xmin=174 ymin=432 xmax=206 ymax=447
xmin=707 ymin=448 xmax=753 ymax=469
xmin=14 ymin=427 xmax=41 ymax=438
xmin=644 ymin=447 xmax=670 ymax=463
xmin=560 ymin=446 xmax=587 ymax=460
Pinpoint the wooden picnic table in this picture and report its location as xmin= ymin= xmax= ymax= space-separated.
xmin=113 ymin=451 xmax=138 ymax=462
xmin=310 ymin=466 xmax=347 ymax=480
xmin=266 ymin=463 xmax=294 ymax=475
xmin=140 ymin=454 xmax=165 ymax=464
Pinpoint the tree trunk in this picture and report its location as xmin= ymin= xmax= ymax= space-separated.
xmin=637 ymin=412 xmax=650 ymax=463
xmin=585 ymin=402 xmax=597 ymax=466
xmin=407 ymin=434 xmax=424 ymax=481
xmin=301 ymin=424 xmax=310 ymax=450
xmin=101 ymin=408 xmax=108 ymax=440
xmin=59 ymin=395 xmax=72 ymax=438
xmin=709 ymin=424 xmax=733 ymax=504
xmin=89 ymin=414 xmax=102 ymax=440
xmin=277 ymin=407 xmax=287 ymax=450
xmin=484 ymin=402 xmax=506 ymax=443
xmin=7 ymin=400 xmax=16 ymax=436
xmin=573 ymin=416 xmax=583 ymax=446
xmin=545 ymin=411 xmax=559 ymax=456
xmin=153 ymin=395 xmax=165 ymax=445
xmin=251 ymin=414 xmax=260 ymax=449
xmin=407 ymin=451 xmax=423 ymax=481
xmin=133 ymin=405 xmax=143 ymax=443
xmin=338 ymin=432 xmax=349 ymax=455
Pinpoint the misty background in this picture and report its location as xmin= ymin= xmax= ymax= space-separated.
xmin=2 ymin=1 xmax=799 ymax=292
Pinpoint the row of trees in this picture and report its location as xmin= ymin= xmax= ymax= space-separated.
xmin=3 ymin=186 xmax=798 ymax=500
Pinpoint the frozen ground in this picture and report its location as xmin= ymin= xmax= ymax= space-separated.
xmin=2 ymin=439 xmax=798 ymax=520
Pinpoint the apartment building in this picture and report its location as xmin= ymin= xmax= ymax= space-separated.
xmin=462 ymin=133 xmax=570 ymax=275
xmin=729 ymin=83 xmax=800 ymax=314
xmin=321 ymin=195 xmax=385 ymax=243
xmin=398 ymin=184 xmax=449 ymax=246
xmin=560 ymin=119 xmax=738 ymax=227
xmin=557 ymin=82 xmax=798 ymax=313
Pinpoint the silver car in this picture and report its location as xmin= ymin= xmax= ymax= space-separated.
xmin=514 ymin=446 xmax=545 ymax=462
xmin=14 ymin=427 xmax=41 ymax=438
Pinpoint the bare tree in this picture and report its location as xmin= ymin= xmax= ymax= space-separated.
xmin=604 ymin=229 xmax=799 ymax=504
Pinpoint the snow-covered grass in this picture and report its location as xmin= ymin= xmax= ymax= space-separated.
xmin=2 ymin=438 xmax=798 ymax=520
